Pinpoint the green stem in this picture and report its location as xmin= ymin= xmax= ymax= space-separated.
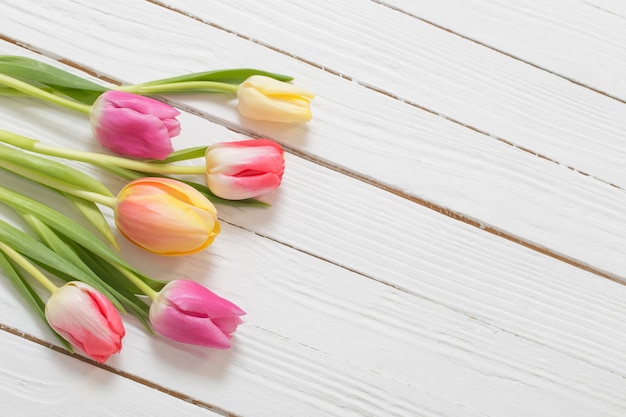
xmin=114 ymin=266 xmax=158 ymax=300
xmin=0 ymin=130 xmax=205 ymax=175
xmin=0 ymin=242 xmax=58 ymax=293
xmin=0 ymin=74 xmax=92 ymax=115
xmin=0 ymin=159 xmax=117 ymax=207
xmin=117 ymin=81 xmax=238 ymax=95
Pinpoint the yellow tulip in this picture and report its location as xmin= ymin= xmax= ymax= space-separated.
xmin=115 ymin=178 xmax=220 ymax=256
xmin=237 ymin=75 xmax=315 ymax=123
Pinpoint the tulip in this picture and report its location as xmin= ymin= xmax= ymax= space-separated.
xmin=114 ymin=177 xmax=220 ymax=256
xmin=205 ymin=139 xmax=285 ymax=200
xmin=45 ymin=282 xmax=125 ymax=363
xmin=90 ymin=90 xmax=181 ymax=160
xmin=149 ymin=280 xmax=245 ymax=348
xmin=237 ymin=75 xmax=315 ymax=123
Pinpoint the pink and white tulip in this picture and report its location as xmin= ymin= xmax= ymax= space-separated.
xmin=205 ymin=139 xmax=285 ymax=200
xmin=45 ymin=281 xmax=125 ymax=363
xmin=149 ymin=280 xmax=245 ymax=348
xmin=90 ymin=90 xmax=180 ymax=160
xmin=114 ymin=177 xmax=220 ymax=256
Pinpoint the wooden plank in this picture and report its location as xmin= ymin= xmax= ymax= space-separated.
xmin=0 ymin=328 xmax=219 ymax=416
xmin=146 ymin=0 xmax=626 ymax=191
xmin=0 ymin=51 xmax=624 ymax=415
xmin=1 ymin=4 xmax=626 ymax=279
xmin=1 ymin=201 xmax=626 ymax=416
xmin=379 ymin=0 xmax=626 ymax=100
xmin=0 ymin=5 xmax=625 ymax=416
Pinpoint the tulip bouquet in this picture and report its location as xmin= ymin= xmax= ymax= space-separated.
xmin=0 ymin=55 xmax=314 ymax=363
xmin=0 ymin=162 xmax=245 ymax=362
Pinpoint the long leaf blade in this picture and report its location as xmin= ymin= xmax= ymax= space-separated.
xmin=0 ymin=56 xmax=107 ymax=92
xmin=0 ymin=251 xmax=73 ymax=351
xmin=135 ymin=68 xmax=293 ymax=87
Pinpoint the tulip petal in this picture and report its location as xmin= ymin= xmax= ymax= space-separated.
xmin=205 ymin=139 xmax=285 ymax=199
xmin=240 ymin=75 xmax=315 ymax=100
xmin=152 ymin=304 xmax=233 ymax=349
xmin=237 ymin=75 xmax=314 ymax=123
xmin=94 ymin=108 xmax=175 ymax=159
xmin=101 ymin=90 xmax=181 ymax=119
xmin=114 ymin=178 xmax=219 ymax=256
xmin=208 ymin=172 xmax=281 ymax=200
xmin=90 ymin=90 xmax=180 ymax=159
xmin=149 ymin=280 xmax=245 ymax=348
xmin=45 ymin=282 xmax=124 ymax=363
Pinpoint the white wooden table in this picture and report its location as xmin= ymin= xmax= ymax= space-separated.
xmin=1 ymin=1 xmax=626 ymax=416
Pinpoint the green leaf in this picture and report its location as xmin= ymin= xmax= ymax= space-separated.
xmin=0 ymin=251 xmax=73 ymax=351
xmin=0 ymin=185 xmax=166 ymax=292
xmin=46 ymin=87 xmax=104 ymax=105
xmin=21 ymin=214 xmax=156 ymax=330
xmin=0 ymin=186 xmax=123 ymax=267
xmin=135 ymin=68 xmax=293 ymax=87
xmin=0 ymin=56 xmax=107 ymax=96
xmin=68 ymin=244 xmax=154 ymax=330
xmin=157 ymin=146 xmax=208 ymax=164
xmin=0 ymin=218 xmax=124 ymax=312
xmin=0 ymin=143 xmax=114 ymax=197
xmin=62 ymin=193 xmax=119 ymax=250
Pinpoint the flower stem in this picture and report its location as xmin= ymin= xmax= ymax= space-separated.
xmin=0 ymin=242 xmax=58 ymax=293
xmin=117 ymin=81 xmax=238 ymax=95
xmin=0 ymin=130 xmax=205 ymax=175
xmin=0 ymin=159 xmax=117 ymax=207
xmin=114 ymin=266 xmax=158 ymax=300
xmin=0 ymin=74 xmax=92 ymax=115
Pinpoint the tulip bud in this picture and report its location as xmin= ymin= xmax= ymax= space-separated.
xmin=205 ymin=139 xmax=285 ymax=200
xmin=237 ymin=75 xmax=315 ymax=123
xmin=149 ymin=280 xmax=245 ymax=348
xmin=114 ymin=177 xmax=220 ymax=256
xmin=90 ymin=90 xmax=181 ymax=160
xmin=45 ymin=282 xmax=125 ymax=363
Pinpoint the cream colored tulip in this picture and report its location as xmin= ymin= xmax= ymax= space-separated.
xmin=237 ymin=75 xmax=315 ymax=123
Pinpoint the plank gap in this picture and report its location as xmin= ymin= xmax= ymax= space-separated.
xmin=0 ymin=323 xmax=242 ymax=417
xmin=142 ymin=0 xmax=624 ymax=192
xmin=370 ymin=0 xmax=626 ymax=106
xmin=0 ymin=34 xmax=624 ymax=287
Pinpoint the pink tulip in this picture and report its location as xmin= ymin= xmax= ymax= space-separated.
xmin=149 ymin=280 xmax=245 ymax=348
xmin=45 ymin=282 xmax=125 ymax=363
xmin=205 ymin=139 xmax=285 ymax=200
xmin=114 ymin=177 xmax=220 ymax=256
xmin=90 ymin=90 xmax=180 ymax=160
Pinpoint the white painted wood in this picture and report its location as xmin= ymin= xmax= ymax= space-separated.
xmin=1 ymin=198 xmax=626 ymax=416
xmin=143 ymin=0 xmax=626 ymax=191
xmin=2 ymin=2 xmax=626 ymax=279
xmin=0 ymin=329 xmax=220 ymax=416
xmin=0 ymin=53 xmax=624 ymax=415
xmin=380 ymin=0 xmax=626 ymax=100
xmin=0 ymin=2 xmax=624 ymax=417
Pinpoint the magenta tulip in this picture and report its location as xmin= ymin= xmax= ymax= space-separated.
xmin=149 ymin=280 xmax=245 ymax=348
xmin=90 ymin=90 xmax=180 ymax=160
xmin=45 ymin=282 xmax=125 ymax=363
xmin=205 ymin=139 xmax=285 ymax=200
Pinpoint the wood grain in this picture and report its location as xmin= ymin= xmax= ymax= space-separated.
xmin=154 ymin=0 xmax=626 ymax=190
xmin=0 ymin=52 xmax=623 ymax=415
xmin=0 ymin=328 xmax=220 ymax=416
xmin=0 ymin=1 xmax=624 ymax=416
xmin=1 ymin=1 xmax=625 ymax=279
